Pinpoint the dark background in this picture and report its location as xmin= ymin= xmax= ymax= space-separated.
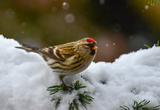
xmin=0 ymin=0 xmax=160 ymax=62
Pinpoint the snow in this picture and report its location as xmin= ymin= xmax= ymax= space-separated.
xmin=0 ymin=35 xmax=160 ymax=110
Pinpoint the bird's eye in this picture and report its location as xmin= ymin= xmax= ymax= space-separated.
xmin=85 ymin=44 xmax=90 ymax=46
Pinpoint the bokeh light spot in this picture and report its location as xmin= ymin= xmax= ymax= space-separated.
xmin=99 ymin=0 xmax=105 ymax=5
xmin=22 ymin=22 xmax=27 ymax=27
xmin=51 ymin=7 xmax=57 ymax=13
xmin=5 ymin=9 xmax=15 ymax=19
xmin=65 ymin=14 xmax=75 ymax=23
xmin=106 ymin=44 xmax=109 ymax=47
xmin=62 ymin=2 xmax=70 ymax=10
xmin=145 ymin=5 xmax=149 ymax=10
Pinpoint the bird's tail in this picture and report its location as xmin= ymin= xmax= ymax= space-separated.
xmin=15 ymin=44 xmax=41 ymax=53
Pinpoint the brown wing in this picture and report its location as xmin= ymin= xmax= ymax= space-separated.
xmin=39 ymin=46 xmax=65 ymax=61
xmin=16 ymin=42 xmax=76 ymax=62
xmin=40 ymin=42 xmax=75 ymax=61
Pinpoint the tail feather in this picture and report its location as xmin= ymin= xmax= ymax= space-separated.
xmin=15 ymin=44 xmax=40 ymax=53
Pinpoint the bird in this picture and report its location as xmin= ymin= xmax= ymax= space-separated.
xmin=16 ymin=38 xmax=98 ymax=87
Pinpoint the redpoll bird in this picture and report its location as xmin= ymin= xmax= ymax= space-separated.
xmin=16 ymin=38 xmax=98 ymax=86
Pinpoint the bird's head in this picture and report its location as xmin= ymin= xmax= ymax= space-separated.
xmin=76 ymin=38 xmax=98 ymax=56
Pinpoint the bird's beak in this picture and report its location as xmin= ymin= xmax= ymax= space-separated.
xmin=92 ymin=45 xmax=98 ymax=50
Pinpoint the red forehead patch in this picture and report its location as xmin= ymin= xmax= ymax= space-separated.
xmin=86 ymin=38 xmax=96 ymax=43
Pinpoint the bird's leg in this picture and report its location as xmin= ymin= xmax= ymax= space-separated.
xmin=59 ymin=75 xmax=65 ymax=85
xmin=59 ymin=75 xmax=72 ymax=90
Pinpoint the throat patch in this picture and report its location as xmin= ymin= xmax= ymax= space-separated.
xmin=90 ymin=50 xmax=95 ymax=55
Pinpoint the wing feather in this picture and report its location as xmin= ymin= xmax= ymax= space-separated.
xmin=40 ymin=42 xmax=76 ymax=61
xmin=16 ymin=41 xmax=77 ymax=62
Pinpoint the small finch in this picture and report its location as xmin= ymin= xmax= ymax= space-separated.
xmin=16 ymin=38 xmax=98 ymax=86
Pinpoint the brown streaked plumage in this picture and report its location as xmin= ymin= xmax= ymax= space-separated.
xmin=16 ymin=38 xmax=98 ymax=86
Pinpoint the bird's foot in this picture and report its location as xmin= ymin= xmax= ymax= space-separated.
xmin=62 ymin=83 xmax=72 ymax=91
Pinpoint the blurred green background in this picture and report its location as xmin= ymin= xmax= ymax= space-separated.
xmin=0 ymin=0 xmax=160 ymax=62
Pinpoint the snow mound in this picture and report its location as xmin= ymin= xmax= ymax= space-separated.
xmin=0 ymin=35 xmax=160 ymax=110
